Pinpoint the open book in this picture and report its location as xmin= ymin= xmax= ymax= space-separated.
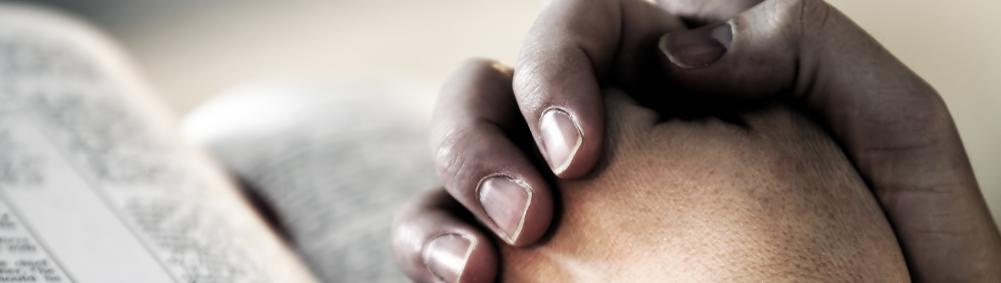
xmin=0 ymin=5 xmax=338 ymax=282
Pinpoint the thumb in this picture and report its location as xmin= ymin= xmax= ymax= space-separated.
xmin=656 ymin=0 xmax=802 ymax=98
xmin=657 ymin=0 xmax=1001 ymax=281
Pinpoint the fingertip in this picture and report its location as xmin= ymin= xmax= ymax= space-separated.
xmin=658 ymin=21 xmax=733 ymax=70
xmin=538 ymin=107 xmax=583 ymax=176
xmin=506 ymin=179 xmax=554 ymax=248
xmin=548 ymin=111 xmax=600 ymax=180
xmin=475 ymin=173 xmax=554 ymax=247
xmin=509 ymin=28 xmax=605 ymax=180
xmin=454 ymin=235 xmax=498 ymax=283
xmin=393 ymin=189 xmax=499 ymax=283
xmin=424 ymin=232 xmax=498 ymax=283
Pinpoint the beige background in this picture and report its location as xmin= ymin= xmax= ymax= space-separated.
xmin=32 ymin=0 xmax=1001 ymax=223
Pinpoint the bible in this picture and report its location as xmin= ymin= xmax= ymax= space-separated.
xmin=0 ymin=5 xmax=319 ymax=282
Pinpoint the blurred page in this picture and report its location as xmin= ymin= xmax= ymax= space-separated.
xmin=183 ymin=81 xmax=437 ymax=282
xmin=0 ymin=4 xmax=316 ymax=283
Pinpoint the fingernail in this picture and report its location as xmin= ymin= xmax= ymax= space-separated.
xmin=478 ymin=175 xmax=532 ymax=243
xmin=424 ymin=234 xmax=474 ymax=283
xmin=539 ymin=108 xmax=583 ymax=175
xmin=661 ymin=22 xmax=733 ymax=68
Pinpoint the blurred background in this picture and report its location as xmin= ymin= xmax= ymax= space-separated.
xmin=18 ymin=0 xmax=1001 ymax=277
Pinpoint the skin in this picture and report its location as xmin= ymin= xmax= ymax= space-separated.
xmin=396 ymin=60 xmax=912 ymax=282
xmin=394 ymin=0 xmax=1001 ymax=281
xmin=500 ymin=89 xmax=909 ymax=282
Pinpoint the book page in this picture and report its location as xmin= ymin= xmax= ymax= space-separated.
xmin=0 ymin=4 xmax=317 ymax=283
xmin=183 ymin=81 xmax=438 ymax=282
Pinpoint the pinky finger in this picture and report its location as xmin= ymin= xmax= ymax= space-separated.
xmin=392 ymin=188 xmax=498 ymax=283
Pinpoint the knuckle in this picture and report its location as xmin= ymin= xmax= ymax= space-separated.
xmin=512 ymin=42 xmax=553 ymax=96
xmin=460 ymin=58 xmax=513 ymax=81
xmin=511 ymin=61 xmax=537 ymax=97
xmin=438 ymin=58 xmax=514 ymax=107
xmin=873 ymin=93 xmax=952 ymax=143
xmin=797 ymin=0 xmax=834 ymax=31
xmin=440 ymin=58 xmax=512 ymax=96
xmin=460 ymin=57 xmax=499 ymax=72
xmin=432 ymin=127 xmax=469 ymax=179
xmin=431 ymin=126 xmax=485 ymax=191
xmin=770 ymin=0 xmax=834 ymax=35
xmin=513 ymin=43 xmax=592 ymax=113
xmin=512 ymin=57 xmax=552 ymax=112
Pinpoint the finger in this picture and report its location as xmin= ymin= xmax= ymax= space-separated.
xmin=513 ymin=0 xmax=686 ymax=178
xmin=657 ymin=0 xmax=1001 ymax=280
xmin=655 ymin=0 xmax=763 ymax=26
xmin=393 ymin=188 xmax=497 ymax=283
xmin=430 ymin=59 xmax=553 ymax=246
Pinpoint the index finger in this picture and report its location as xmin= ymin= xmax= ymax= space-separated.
xmin=512 ymin=0 xmax=685 ymax=178
xmin=512 ymin=0 xmax=765 ymax=178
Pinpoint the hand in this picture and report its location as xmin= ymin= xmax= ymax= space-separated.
xmin=392 ymin=60 xmax=514 ymax=283
xmin=652 ymin=0 xmax=1001 ymax=281
xmin=393 ymin=0 xmax=1001 ymax=281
